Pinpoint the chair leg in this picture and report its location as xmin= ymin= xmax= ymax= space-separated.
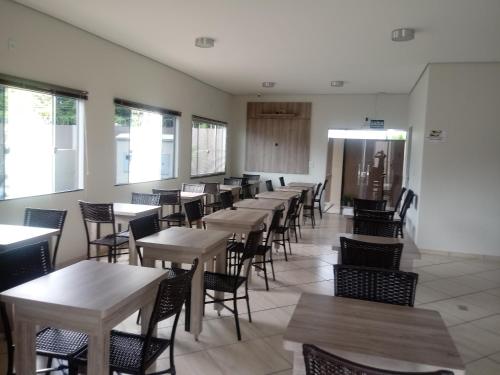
xmin=45 ymin=357 xmax=53 ymax=375
xmin=293 ymin=224 xmax=298 ymax=243
xmin=287 ymin=232 xmax=292 ymax=255
xmin=298 ymin=222 xmax=302 ymax=239
xmin=136 ymin=309 xmax=141 ymax=325
xmin=233 ymin=295 xmax=241 ymax=341
xmin=107 ymin=248 xmax=112 ymax=263
xmin=245 ymin=287 xmax=252 ymax=322
xmin=319 ymin=202 xmax=323 ymax=219
xmin=7 ymin=342 xmax=14 ymax=375
xmin=262 ymin=257 xmax=269 ymax=291
xmin=184 ymin=293 xmax=191 ymax=332
xmin=281 ymin=233 xmax=288 ymax=261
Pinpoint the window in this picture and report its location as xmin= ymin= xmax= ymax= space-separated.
xmin=114 ymin=99 xmax=180 ymax=184
xmin=0 ymin=74 xmax=86 ymax=200
xmin=191 ymin=116 xmax=227 ymax=177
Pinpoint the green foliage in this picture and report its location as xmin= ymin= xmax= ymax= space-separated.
xmin=55 ymin=96 xmax=77 ymax=125
xmin=115 ymin=105 xmax=131 ymax=127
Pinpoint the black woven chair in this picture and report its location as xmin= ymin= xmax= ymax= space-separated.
xmin=353 ymin=217 xmax=400 ymax=238
xmin=273 ymin=197 xmax=299 ymax=261
xmin=279 ymin=176 xmax=286 ymax=186
xmin=184 ymin=199 xmax=205 ymax=228
xmin=24 ymin=207 xmax=67 ymax=268
xmin=224 ymin=177 xmax=243 ymax=186
xmin=314 ymin=179 xmax=328 ymax=219
xmin=303 ymin=344 xmax=454 ymax=375
xmin=243 ymin=174 xmax=261 ymax=194
xmin=353 ymin=198 xmax=387 ymax=211
xmin=70 ymin=260 xmax=198 ymax=375
xmin=303 ymin=183 xmax=322 ymax=228
xmin=202 ymin=182 xmax=222 ymax=214
xmin=181 ymin=183 xmax=205 ymax=193
xmin=334 ymin=264 xmax=418 ymax=307
xmin=153 ymin=189 xmax=186 ymax=227
xmin=354 ymin=209 xmax=395 ymax=220
xmin=252 ymin=209 xmax=282 ymax=290
xmin=204 ymin=229 xmax=263 ymax=340
xmin=339 ymin=237 xmax=403 ymax=270
xmin=0 ymin=241 xmax=88 ymax=375
xmin=78 ymin=201 xmax=129 ymax=263
xmin=396 ymin=189 xmax=415 ymax=238
xmin=290 ymin=189 xmax=308 ymax=241
xmin=131 ymin=192 xmax=161 ymax=206
xmin=265 ymin=180 xmax=274 ymax=192
xmin=219 ymin=190 xmax=234 ymax=209
xmin=393 ymin=187 xmax=407 ymax=213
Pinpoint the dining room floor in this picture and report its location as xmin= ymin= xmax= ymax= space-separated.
xmin=2 ymin=212 xmax=500 ymax=375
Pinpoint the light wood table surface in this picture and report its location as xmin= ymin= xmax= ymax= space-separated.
xmin=180 ymin=191 xmax=207 ymax=203
xmin=255 ymin=190 xmax=300 ymax=223
xmin=0 ymin=224 xmax=59 ymax=254
xmin=137 ymin=227 xmax=230 ymax=340
xmin=219 ymin=185 xmax=241 ymax=202
xmin=288 ymin=182 xmax=316 ymax=188
xmin=333 ymin=232 xmax=420 ymax=268
xmin=113 ymin=203 xmax=161 ymax=266
xmin=0 ymin=260 xmax=167 ymax=375
xmin=284 ymin=293 xmax=465 ymax=375
xmin=233 ymin=198 xmax=284 ymax=227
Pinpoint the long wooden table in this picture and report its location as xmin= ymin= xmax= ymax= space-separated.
xmin=0 ymin=261 xmax=167 ymax=375
xmin=219 ymin=185 xmax=241 ymax=202
xmin=113 ymin=203 xmax=161 ymax=266
xmin=284 ymin=293 xmax=465 ymax=375
xmin=233 ymin=198 xmax=284 ymax=227
xmin=137 ymin=227 xmax=230 ymax=340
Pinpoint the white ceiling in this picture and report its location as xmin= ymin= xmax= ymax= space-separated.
xmin=14 ymin=0 xmax=500 ymax=95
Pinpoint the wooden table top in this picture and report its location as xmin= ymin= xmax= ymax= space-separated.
xmin=255 ymin=191 xmax=299 ymax=200
xmin=113 ymin=203 xmax=160 ymax=217
xmin=0 ymin=260 xmax=167 ymax=319
xmin=334 ymin=233 xmax=420 ymax=257
xmin=275 ymin=186 xmax=305 ymax=193
xmin=233 ymin=199 xmax=284 ymax=211
xmin=0 ymin=224 xmax=60 ymax=252
xmin=219 ymin=185 xmax=241 ymax=192
xmin=180 ymin=192 xmax=207 ymax=199
xmin=136 ymin=227 xmax=230 ymax=253
xmin=284 ymin=293 xmax=464 ymax=374
xmin=288 ymin=182 xmax=316 ymax=188
xmin=203 ymin=209 xmax=267 ymax=226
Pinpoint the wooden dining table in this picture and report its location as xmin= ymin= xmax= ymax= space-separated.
xmin=0 ymin=260 xmax=167 ymax=375
xmin=233 ymin=198 xmax=284 ymax=227
xmin=113 ymin=202 xmax=161 ymax=266
xmin=137 ymin=226 xmax=230 ymax=340
xmin=0 ymin=224 xmax=60 ymax=254
xmin=284 ymin=293 xmax=465 ymax=375
xmin=219 ymin=184 xmax=241 ymax=202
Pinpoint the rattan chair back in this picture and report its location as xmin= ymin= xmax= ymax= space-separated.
xmin=184 ymin=199 xmax=205 ymax=227
xmin=353 ymin=198 xmax=387 ymax=211
xmin=219 ymin=190 xmax=234 ymax=209
xmin=129 ymin=213 xmax=161 ymax=241
xmin=181 ymin=183 xmax=206 ymax=193
xmin=339 ymin=237 xmax=403 ymax=270
xmin=131 ymin=192 xmax=161 ymax=206
xmin=265 ymin=180 xmax=274 ymax=192
xmin=353 ymin=217 xmax=399 ymax=238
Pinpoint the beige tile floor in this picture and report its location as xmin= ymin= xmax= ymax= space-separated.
xmin=2 ymin=213 xmax=500 ymax=374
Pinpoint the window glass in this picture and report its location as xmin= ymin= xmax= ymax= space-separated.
xmin=191 ymin=118 xmax=227 ymax=177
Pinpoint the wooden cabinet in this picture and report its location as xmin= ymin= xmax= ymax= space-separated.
xmin=245 ymin=102 xmax=311 ymax=174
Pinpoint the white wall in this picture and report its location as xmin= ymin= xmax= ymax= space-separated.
xmin=230 ymin=94 xmax=409 ymax=188
xmin=0 ymin=0 xmax=232 ymax=264
xmin=411 ymin=63 xmax=500 ymax=256
xmin=406 ymin=68 xmax=429 ymax=240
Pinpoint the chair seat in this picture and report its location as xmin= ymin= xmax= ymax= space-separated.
xmin=117 ymin=230 xmax=130 ymax=238
xmin=255 ymin=244 xmax=270 ymax=256
xmin=204 ymin=271 xmax=246 ymax=293
xmin=36 ymin=327 xmax=88 ymax=359
xmin=160 ymin=212 xmax=185 ymax=222
xmin=76 ymin=330 xmax=170 ymax=373
xmin=90 ymin=234 xmax=129 ymax=247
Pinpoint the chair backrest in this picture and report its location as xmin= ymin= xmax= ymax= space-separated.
xmin=184 ymin=199 xmax=205 ymax=227
xmin=265 ymin=180 xmax=274 ymax=192
xmin=78 ymin=201 xmax=118 ymax=244
xmin=131 ymin=192 xmax=161 ymax=206
xmin=24 ymin=208 xmax=67 ymax=267
xmin=312 ymin=183 xmax=323 ymax=204
xmin=243 ymin=174 xmax=260 ymax=182
xmin=353 ymin=198 xmax=387 ymax=211
xmin=228 ymin=228 xmax=264 ymax=278
xmin=279 ymin=176 xmax=286 ymax=186
xmin=219 ymin=190 xmax=233 ymax=209
xmin=353 ymin=217 xmax=399 ymax=238
xmin=398 ymin=189 xmax=415 ymax=221
xmin=202 ymin=182 xmax=220 ymax=194
xmin=129 ymin=213 xmax=161 ymax=241
xmin=354 ymin=209 xmax=394 ymax=221
xmin=334 ymin=264 xmax=418 ymax=307
xmin=241 ymin=184 xmax=253 ymax=199
xmin=339 ymin=237 xmax=403 ymax=270
xmin=141 ymin=259 xmax=198 ymax=371
xmin=303 ymin=344 xmax=453 ymax=375
xmin=181 ymin=183 xmax=206 ymax=193
xmin=152 ymin=189 xmax=182 ymax=206
xmin=393 ymin=187 xmax=407 ymax=213
xmin=284 ymin=197 xmax=299 ymax=227
xmin=263 ymin=208 xmax=283 ymax=248
xmin=318 ymin=179 xmax=328 ymax=200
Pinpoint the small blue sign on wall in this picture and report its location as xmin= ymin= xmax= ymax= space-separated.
xmin=369 ymin=119 xmax=385 ymax=129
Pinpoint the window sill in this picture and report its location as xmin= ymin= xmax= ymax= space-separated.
xmin=0 ymin=188 xmax=84 ymax=202
xmin=190 ymin=172 xmax=226 ymax=179
xmin=114 ymin=176 xmax=178 ymax=187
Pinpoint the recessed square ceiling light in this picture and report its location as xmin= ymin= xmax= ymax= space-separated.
xmin=331 ymin=81 xmax=344 ymax=87
xmin=391 ymin=28 xmax=415 ymax=42
xmin=195 ymin=37 xmax=215 ymax=48
xmin=262 ymin=82 xmax=276 ymax=88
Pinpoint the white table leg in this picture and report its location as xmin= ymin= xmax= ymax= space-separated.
xmin=214 ymin=244 xmax=227 ymax=313
xmin=346 ymin=218 xmax=353 ymax=233
xmin=128 ymin=229 xmax=138 ymax=266
xmin=14 ymin=318 xmax=36 ymax=374
xmin=292 ymin=351 xmax=306 ymax=375
xmin=87 ymin=332 xmax=110 ymax=375
xmin=190 ymin=261 xmax=204 ymax=340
